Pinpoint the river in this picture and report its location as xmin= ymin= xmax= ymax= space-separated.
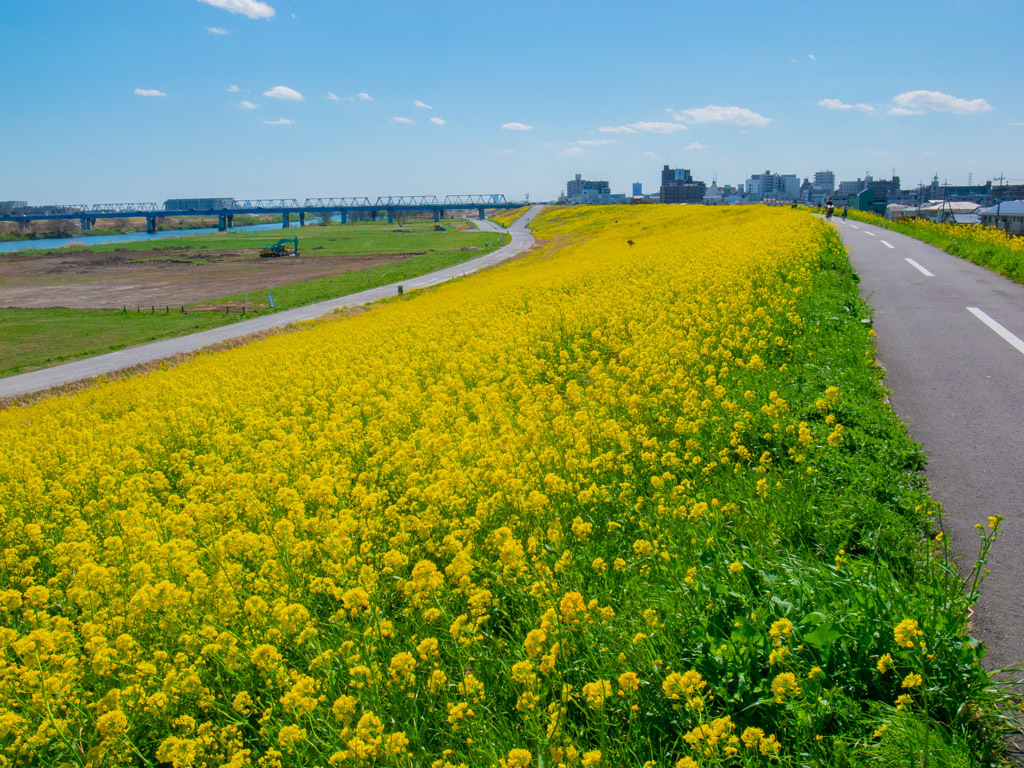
xmin=0 ymin=221 xmax=306 ymax=254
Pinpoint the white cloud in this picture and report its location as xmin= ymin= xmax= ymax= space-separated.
xmin=326 ymin=92 xmax=340 ymax=102
xmin=558 ymin=147 xmax=585 ymax=157
xmin=818 ymin=98 xmax=875 ymax=114
xmin=671 ymin=105 xmax=772 ymax=126
xmin=227 ymin=84 xmax=240 ymax=93
xmin=197 ymin=0 xmax=274 ymax=20
xmin=134 ymin=88 xmax=166 ymax=97
xmin=264 ymin=85 xmax=303 ymax=101
xmin=430 ymin=117 xmax=445 ymax=125
xmin=262 ymin=118 xmax=294 ymax=125
xmin=495 ymin=148 xmax=516 ymax=154
xmin=357 ymin=92 xmax=373 ymax=101
xmin=413 ymin=99 xmax=433 ymax=110
xmin=239 ymin=100 xmax=258 ymax=109
xmin=890 ymin=90 xmax=992 ymax=115
xmin=865 ymin=148 xmax=891 ymax=157
xmin=686 ymin=142 xmax=709 ymax=150
xmin=206 ymin=26 xmax=229 ymax=34
xmin=641 ymin=151 xmax=658 ymax=158
xmin=574 ymin=139 xmax=617 ymax=146
xmin=599 ymin=121 xmax=687 ymax=134
xmin=391 ymin=116 xmax=413 ymax=124
xmin=819 ymin=98 xmax=853 ymax=110
xmin=502 ymin=122 xmax=533 ymax=131
xmin=1009 ymin=121 xmax=1024 ymax=126
xmin=808 ymin=53 xmax=816 ymax=61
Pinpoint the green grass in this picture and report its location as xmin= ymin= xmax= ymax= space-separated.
xmin=0 ymin=307 xmax=236 ymax=376
xmin=0 ymin=224 xmax=510 ymax=377
xmin=29 ymin=219 xmax=493 ymax=260
xmin=844 ymin=209 xmax=1024 ymax=284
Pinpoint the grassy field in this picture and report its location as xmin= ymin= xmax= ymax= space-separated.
xmin=844 ymin=210 xmax=1024 ymax=284
xmin=0 ymin=205 xmax=1014 ymax=766
xmin=0 ymin=222 xmax=509 ymax=376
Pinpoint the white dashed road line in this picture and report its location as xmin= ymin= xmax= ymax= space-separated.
xmin=905 ymin=260 xmax=937 ymax=278
xmin=849 ymin=224 xmax=860 ymax=229
xmin=881 ymin=240 xmax=895 ymax=249
xmin=863 ymin=231 xmax=875 ymax=236
xmin=967 ymin=307 xmax=1024 ymax=356
xmin=904 ymin=258 xmax=934 ymax=277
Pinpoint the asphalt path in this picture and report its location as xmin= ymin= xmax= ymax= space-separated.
xmin=833 ymin=216 xmax=1024 ymax=676
xmin=0 ymin=206 xmax=543 ymax=399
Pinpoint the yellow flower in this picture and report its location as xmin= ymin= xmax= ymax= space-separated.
xmin=771 ymin=672 xmax=801 ymax=701
xmin=876 ymin=654 xmax=893 ymax=674
xmin=901 ymin=672 xmax=923 ymax=689
xmin=582 ymin=680 xmax=612 ymax=709
xmin=618 ymin=671 xmax=641 ymax=694
xmin=505 ymin=748 xmax=532 ymax=768
xmin=581 ymin=750 xmax=602 ymax=767
xmin=894 ymin=619 xmax=922 ymax=648
xmin=729 ymin=561 xmax=744 ymax=574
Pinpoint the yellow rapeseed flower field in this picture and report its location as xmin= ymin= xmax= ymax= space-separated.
xmin=0 ymin=206 xmax=1002 ymax=766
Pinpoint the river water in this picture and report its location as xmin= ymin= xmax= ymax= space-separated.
xmin=0 ymin=221 xmax=299 ymax=254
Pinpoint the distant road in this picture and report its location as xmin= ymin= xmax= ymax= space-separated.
xmin=0 ymin=206 xmax=543 ymax=399
xmin=834 ymin=216 xmax=1024 ymax=673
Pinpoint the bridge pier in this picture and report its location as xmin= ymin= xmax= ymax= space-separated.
xmin=299 ymin=212 xmax=305 ymax=227
xmin=80 ymin=218 xmax=94 ymax=232
xmin=282 ymin=213 xmax=290 ymax=228
xmin=146 ymin=217 xmax=157 ymax=234
xmin=478 ymin=208 xmax=485 ymax=220
xmin=340 ymin=211 xmax=347 ymax=225
xmin=387 ymin=210 xmax=394 ymax=224
xmin=218 ymin=214 xmax=227 ymax=232
xmin=370 ymin=211 xmax=377 ymax=222
xmin=227 ymin=214 xmax=233 ymax=229
xmin=433 ymin=209 xmax=440 ymax=222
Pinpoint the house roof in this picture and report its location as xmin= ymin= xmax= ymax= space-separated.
xmin=921 ymin=201 xmax=980 ymax=212
xmin=978 ymin=200 xmax=1024 ymax=215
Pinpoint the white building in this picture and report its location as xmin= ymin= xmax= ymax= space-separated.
xmin=746 ymin=171 xmax=800 ymax=201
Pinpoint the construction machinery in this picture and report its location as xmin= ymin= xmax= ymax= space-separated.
xmin=259 ymin=237 xmax=299 ymax=258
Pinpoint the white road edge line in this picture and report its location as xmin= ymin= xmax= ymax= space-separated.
xmin=863 ymin=231 xmax=875 ymax=236
xmin=904 ymin=258 xmax=934 ymax=277
xmin=881 ymin=240 xmax=895 ymax=249
xmin=967 ymin=307 xmax=1024 ymax=356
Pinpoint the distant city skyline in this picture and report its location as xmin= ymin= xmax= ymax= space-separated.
xmin=3 ymin=0 xmax=1022 ymax=204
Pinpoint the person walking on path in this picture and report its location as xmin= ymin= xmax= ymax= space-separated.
xmin=825 ymin=199 xmax=835 ymax=219
xmin=841 ymin=205 xmax=848 ymax=221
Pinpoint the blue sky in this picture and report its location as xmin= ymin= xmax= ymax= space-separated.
xmin=2 ymin=0 xmax=1022 ymax=204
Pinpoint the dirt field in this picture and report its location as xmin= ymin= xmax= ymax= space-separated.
xmin=0 ymin=247 xmax=419 ymax=309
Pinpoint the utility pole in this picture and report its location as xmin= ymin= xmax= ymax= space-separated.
xmin=995 ymin=173 xmax=1004 ymax=232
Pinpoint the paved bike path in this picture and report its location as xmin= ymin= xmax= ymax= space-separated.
xmin=834 ymin=217 xmax=1024 ymax=673
xmin=0 ymin=207 xmax=543 ymax=399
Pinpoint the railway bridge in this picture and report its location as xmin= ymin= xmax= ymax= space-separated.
xmin=0 ymin=195 xmax=523 ymax=233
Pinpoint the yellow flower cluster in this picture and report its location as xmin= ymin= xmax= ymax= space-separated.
xmin=0 ymin=205 xmax=849 ymax=765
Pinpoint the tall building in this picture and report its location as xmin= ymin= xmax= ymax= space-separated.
xmin=566 ymin=174 xmax=612 ymax=204
xmin=813 ymin=171 xmax=835 ymax=194
xmin=659 ymin=165 xmax=706 ymax=204
xmin=745 ymin=171 xmax=799 ymax=201
xmin=632 ymin=182 xmax=643 ymax=197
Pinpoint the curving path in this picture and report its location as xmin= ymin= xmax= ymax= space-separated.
xmin=833 ymin=216 xmax=1024 ymax=679
xmin=0 ymin=206 xmax=544 ymax=399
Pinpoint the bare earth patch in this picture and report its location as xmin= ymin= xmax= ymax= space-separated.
xmin=0 ymin=248 xmax=419 ymax=309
